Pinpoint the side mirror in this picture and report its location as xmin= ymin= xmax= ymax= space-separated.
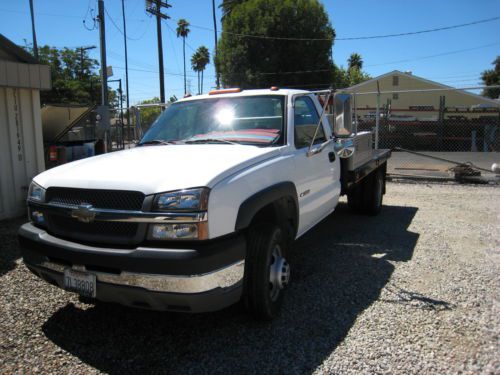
xmin=333 ymin=93 xmax=354 ymax=138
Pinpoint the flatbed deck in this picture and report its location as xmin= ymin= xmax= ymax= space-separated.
xmin=341 ymin=149 xmax=391 ymax=193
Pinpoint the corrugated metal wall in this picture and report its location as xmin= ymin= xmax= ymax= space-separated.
xmin=0 ymin=87 xmax=45 ymax=220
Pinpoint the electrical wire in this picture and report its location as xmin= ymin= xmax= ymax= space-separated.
xmin=104 ymin=8 xmax=151 ymax=41
xmin=171 ymin=15 xmax=500 ymax=42
xmin=365 ymin=42 xmax=500 ymax=67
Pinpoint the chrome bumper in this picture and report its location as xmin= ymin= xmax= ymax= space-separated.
xmin=37 ymin=259 xmax=245 ymax=294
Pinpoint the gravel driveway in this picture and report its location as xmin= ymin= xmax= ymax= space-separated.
xmin=0 ymin=182 xmax=498 ymax=374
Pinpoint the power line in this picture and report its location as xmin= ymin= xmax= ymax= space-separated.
xmin=365 ymin=42 xmax=500 ymax=67
xmin=171 ymin=15 xmax=500 ymax=42
xmin=0 ymin=8 xmax=146 ymax=22
xmin=337 ymin=15 xmax=500 ymax=40
xmin=104 ymin=7 xmax=151 ymax=41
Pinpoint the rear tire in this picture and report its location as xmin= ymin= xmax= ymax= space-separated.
xmin=244 ymin=223 xmax=290 ymax=320
xmin=347 ymin=169 xmax=384 ymax=215
xmin=362 ymin=169 xmax=384 ymax=215
xmin=347 ymin=184 xmax=363 ymax=212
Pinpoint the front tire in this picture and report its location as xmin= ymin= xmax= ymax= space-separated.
xmin=244 ymin=224 xmax=290 ymax=320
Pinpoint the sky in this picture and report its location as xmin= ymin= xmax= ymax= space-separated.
xmin=1 ymin=0 xmax=499 ymax=105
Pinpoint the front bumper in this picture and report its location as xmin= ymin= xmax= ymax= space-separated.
xmin=19 ymin=223 xmax=246 ymax=312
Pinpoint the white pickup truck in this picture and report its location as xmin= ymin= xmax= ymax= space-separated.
xmin=19 ymin=88 xmax=390 ymax=320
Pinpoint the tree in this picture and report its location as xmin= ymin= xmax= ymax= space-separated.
xmin=217 ymin=0 xmax=335 ymax=89
xmin=138 ymin=97 xmax=162 ymax=133
xmin=348 ymin=53 xmax=363 ymax=70
xmin=332 ymin=53 xmax=371 ymax=89
xmin=481 ymin=56 xmax=500 ymax=99
xmin=197 ymin=46 xmax=210 ymax=93
xmin=220 ymin=0 xmax=247 ymax=20
xmin=176 ymin=19 xmax=191 ymax=94
xmin=191 ymin=50 xmax=202 ymax=94
xmin=23 ymin=44 xmax=118 ymax=107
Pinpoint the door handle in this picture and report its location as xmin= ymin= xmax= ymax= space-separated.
xmin=328 ymin=152 xmax=336 ymax=162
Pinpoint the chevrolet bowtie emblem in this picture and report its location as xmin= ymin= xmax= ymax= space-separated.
xmin=71 ymin=204 xmax=96 ymax=223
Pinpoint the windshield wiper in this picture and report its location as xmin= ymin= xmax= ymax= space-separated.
xmin=137 ymin=140 xmax=178 ymax=146
xmin=184 ymin=138 xmax=238 ymax=145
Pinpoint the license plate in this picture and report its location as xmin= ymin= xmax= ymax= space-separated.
xmin=63 ymin=269 xmax=96 ymax=298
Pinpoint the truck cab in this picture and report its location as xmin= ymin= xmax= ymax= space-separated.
xmin=19 ymin=88 xmax=390 ymax=320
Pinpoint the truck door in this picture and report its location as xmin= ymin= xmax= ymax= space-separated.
xmin=291 ymin=95 xmax=341 ymax=236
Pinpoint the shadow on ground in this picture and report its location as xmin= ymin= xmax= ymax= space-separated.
xmin=0 ymin=216 xmax=26 ymax=277
xmin=42 ymin=203 xmax=419 ymax=374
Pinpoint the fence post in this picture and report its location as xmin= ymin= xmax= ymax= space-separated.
xmin=375 ymin=81 xmax=380 ymax=149
xmin=353 ymin=92 xmax=358 ymax=135
xmin=133 ymin=107 xmax=141 ymax=141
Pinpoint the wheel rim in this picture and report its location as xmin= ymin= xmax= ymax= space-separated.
xmin=269 ymin=244 xmax=290 ymax=302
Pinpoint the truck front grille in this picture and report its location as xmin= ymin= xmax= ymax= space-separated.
xmin=46 ymin=187 xmax=145 ymax=210
xmin=47 ymin=215 xmax=141 ymax=245
xmin=44 ymin=188 xmax=146 ymax=245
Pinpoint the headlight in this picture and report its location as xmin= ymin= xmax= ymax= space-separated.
xmin=28 ymin=181 xmax=46 ymax=202
xmin=153 ymin=188 xmax=209 ymax=211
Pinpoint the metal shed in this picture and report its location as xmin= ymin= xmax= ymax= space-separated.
xmin=0 ymin=34 xmax=51 ymax=220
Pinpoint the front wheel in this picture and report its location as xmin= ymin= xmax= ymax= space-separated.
xmin=244 ymin=224 xmax=291 ymax=320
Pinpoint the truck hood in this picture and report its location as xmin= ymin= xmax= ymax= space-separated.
xmin=34 ymin=145 xmax=281 ymax=195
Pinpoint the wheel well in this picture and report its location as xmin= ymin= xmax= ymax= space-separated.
xmin=248 ymin=197 xmax=298 ymax=239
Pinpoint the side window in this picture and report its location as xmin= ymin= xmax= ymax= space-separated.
xmin=294 ymin=96 xmax=327 ymax=149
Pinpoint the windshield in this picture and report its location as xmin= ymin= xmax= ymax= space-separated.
xmin=140 ymin=95 xmax=285 ymax=146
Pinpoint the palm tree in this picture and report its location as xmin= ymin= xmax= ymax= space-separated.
xmin=348 ymin=53 xmax=363 ymax=71
xmin=191 ymin=51 xmax=202 ymax=94
xmin=197 ymin=46 xmax=210 ymax=93
xmin=176 ymin=19 xmax=191 ymax=94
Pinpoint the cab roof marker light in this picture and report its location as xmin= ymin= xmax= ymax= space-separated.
xmin=208 ymin=88 xmax=242 ymax=95
xmin=270 ymin=86 xmax=279 ymax=91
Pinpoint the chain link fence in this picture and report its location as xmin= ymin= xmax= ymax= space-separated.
xmin=352 ymin=87 xmax=499 ymax=180
xmin=45 ymin=91 xmax=499 ymax=181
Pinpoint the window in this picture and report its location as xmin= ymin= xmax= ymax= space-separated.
xmin=393 ymin=93 xmax=399 ymax=100
xmin=294 ymin=96 xmax=327 ymax=149
xmin=392 ymin=75 xmax=399 ymax=86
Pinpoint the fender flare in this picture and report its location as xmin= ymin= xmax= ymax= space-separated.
xmin=234 ymin=182 xmax=299 ymax=231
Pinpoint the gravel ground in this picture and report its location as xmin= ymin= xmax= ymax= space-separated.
xmin=0 ymin=182 xmax=498 ymax=374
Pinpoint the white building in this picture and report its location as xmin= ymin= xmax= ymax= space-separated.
xmin=0 ymin=34 xmax=51 ymax=220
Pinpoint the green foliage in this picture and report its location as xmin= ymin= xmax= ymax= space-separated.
xmin=332 ymin=53 xmax=371 ymax=89
xmin=24 ymin=45 xmax=118 ymax=107
xmin=177 ymin=19 xmax=191 ymax=94
xmin=191 ymin=46 xmax=210 ymax=94
xmin=481 ymin=56 xmax=500 ymax=99
xmin=217 ymin=0 xmax=335 ymax=89
xmin=138 ymin=97 xmax=162 ymax=132
xmin=220 ymin=0 xmax=247 ymax=20
xmin=176 ymin=19 xmax=191 ymax=38
xmin=347 ymin=53 xmax=363 ymax=70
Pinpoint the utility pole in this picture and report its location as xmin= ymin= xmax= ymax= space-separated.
xmin=97 ymin=0 xmax=108 ymax=107
xmin=29 ymin=0 xmax=38 ymax=61
xmin=146 ymin=0 xmax=171 ymax=104
xmin=211 ymin=0 xmax=220 ymax=88
xmin=121 ymin=0 xmax=131 ymax=137
xmin=77 ymin=45 xmax=96 ymax=78
xmin=96 ymin=0 xmax=109 ymax=153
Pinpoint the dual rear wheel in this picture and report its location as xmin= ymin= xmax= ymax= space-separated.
xmin=347 ymin=168 xmax=385 ymax=215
